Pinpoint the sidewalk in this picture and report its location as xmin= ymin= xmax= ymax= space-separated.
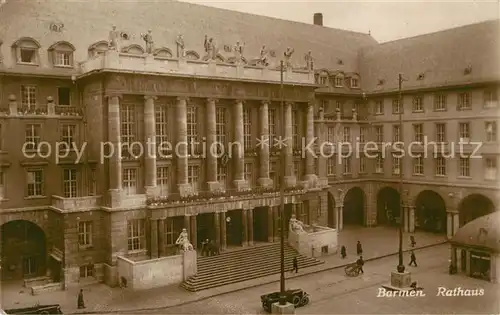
xmin=0 ymin=226 xmax=447 ymax=314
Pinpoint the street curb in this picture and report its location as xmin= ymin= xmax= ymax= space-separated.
xmin=72 ymin=241 xmax=448 ymax=314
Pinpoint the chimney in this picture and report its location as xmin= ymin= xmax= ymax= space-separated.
xmin=313 ymin=13 xmax=323 ymax=26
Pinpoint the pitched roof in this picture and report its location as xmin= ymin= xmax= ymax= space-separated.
xmin=359 ymin=20 xmax=500 ymax=93
xmin=451 ymin=212 xmax=500 ymax=252
xmin=0 ymin=0 xmax=377 ymax=72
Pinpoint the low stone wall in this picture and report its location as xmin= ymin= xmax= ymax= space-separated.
xmin=116 ymin=251 xmax=197 ymax=290
xmin=289 ymin=225 xmax=338 ymax=258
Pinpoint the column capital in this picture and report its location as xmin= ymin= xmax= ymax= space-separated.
xmin=176 ymin=96 xmax=189 ymax=102
xmin=235 ymin=99 xmax=245 ymax=105
xmin=144 ymin=95 xmax=158 ymax=101
xmin=105 ymin=93 xmax=123 ymax=100
xmin=206 ymin=98 xmax=218 ymax=104
xmin=285 ymin=101 xmax=295 ymax=107
xmin=307 ymin=101 xmax=314 ymax=108
xmin=261 ymin=100 xmax=271 ymax=106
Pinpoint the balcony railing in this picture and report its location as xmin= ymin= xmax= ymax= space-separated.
xmin=2 ymin=96 xmax=82 ymax=118
xmin=52 ymin=195 xmax=101 ymax=212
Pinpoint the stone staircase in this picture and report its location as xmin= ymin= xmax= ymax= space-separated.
xmin=181 ymin=243 xmax=324 ymax=292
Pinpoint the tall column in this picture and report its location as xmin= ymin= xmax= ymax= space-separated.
xmin=338 ymin=206 xmax=344 ymax=231
xmin=257 ymin=101 xmax=273 ymax=188
xmin=107 ymin=94 xmax=122 ymax=192
xmin=304 ymin=101 xmax=317 ymax=185
xmin=206 ymin=98 xmax=219 ymax=192
xmin=150 ymin=219 xmax=159 ymax=259
xmin=242 ymin=209 xmax=248 ymax=246
xmin=408 ymin=206 xmax=415 ymax=233
xmin=403 ymin=205 xmax=409 ymax=232
xmin=220 ymin=212 xmax=227 ymax=250
xmin=452 ymin=213 xmax=459 ymax=237
xmin=446 ymin=212 xmax=453 ymax=240
xmin=233 ymin=100 xmax=248 ymax=190
xmin=267 ymin=206 xmax=273 ymax=242
xmin=158 ymin=218 xmax=165 ymax=257
xmin=248 ymin=208 xmax=254 ymax=246
xmin=176 ymin=97 xmax=191 ymax=197
xmin=284 ymin=102 xmax=296 ymax=188
xmin=335 ymin=206 xmax=340 ymax=231
xmin=214 ymin=212 xmax=221 ymax=246
xmin=144 ymin=95 xmax=158 ymax=196
xmin=190 ymin=215 xmax=197 ymax=249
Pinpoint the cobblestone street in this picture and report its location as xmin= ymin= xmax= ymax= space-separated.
xmin=131 ymin=244 xmax=499 ymax=314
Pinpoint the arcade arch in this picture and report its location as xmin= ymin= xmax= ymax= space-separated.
xmin=343 ymin=187 xmax=365 ymax=226
xmin=414 ymin=190 xmax=447 ymax=233
xmin=377 ymin=187 xmax=401 ymax=226
xmin=458 ymin=194 xmax=495 ymax=227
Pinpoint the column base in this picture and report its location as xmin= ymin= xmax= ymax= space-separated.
xmin=257 ymin=177 xmax=274 ymax=189
xmin=233 ymin=179 xmax=249 ymax=191
xmin=384 ymin=271 xmax=412 ymax=289
xmin=178 ymin=183 xmax=193 ymax=198
xmin=271 ymin=302 xmax=295 ymax=314
xmin=284 ymin=176 xmax=297 ymax=188
xmin=207 ymin=181 xmax=221 ymax=192
xmin=144 ymin=185 xmax=160 ymax=198
xmin=108 ymin=189 xmax=123 ymax=208
xmin=300 ymin=174 xmax=318 ymax=190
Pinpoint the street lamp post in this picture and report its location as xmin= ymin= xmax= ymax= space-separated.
xmin=278 ymin=60 xmax=287 ymax=305
xmin=397 ymin=73 xmax=405 ymax=273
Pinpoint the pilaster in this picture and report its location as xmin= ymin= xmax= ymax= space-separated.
xmin=233 ymin=99 xmax=248 ymax=190
xmin=106 ymin=93 xmax=122 ymax=191
xmin=176 ymin=97 xmax=191 ymax=197
xmin=257 ymin=100 xmax=273 ymax=188
xmin=316 ymin=105 xmax=327 ymax=187
xmin=206 ymin=98 xmax=219 ymax=191
xmin=144 ymin=95 xmax=158 ymax=197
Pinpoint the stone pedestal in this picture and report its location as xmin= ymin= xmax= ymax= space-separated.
xmin=208 ymin=60 xmax=217 ymax=75
xmin=105 ymin=49 xmax=120 ymax=68
xmin=207 ymin=181 xmax=221 ymax=192
xmin=236 ymin=64 xmax=244 ymax=77
xmin=144 ymin=185 xmax=160 ymax=198
xmin=233 ymin=179 xmax=249 ymax=191
xmin=178 ymin=58 xmax=187 ymax=70
xmin=178 ymin=183 xmax=193 ymax=197
xmin=382 ymin=271 xmax=412 ymax=291
xmin=108 ymin=189 xmax=123 ymax=208
xmin=284 ymin=176 xmax=297 ymax=188
xmin=271 ymin=302 xmax=295 ymax=314
xmin=182 ymin=250 xmax=197 ymax=280
xmin=257 ymin=177 xmax=274 ymax=188
xmin=144 ymin=54 xmax=155 ymax=71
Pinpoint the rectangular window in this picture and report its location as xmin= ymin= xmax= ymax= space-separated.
xmin=485 ymin=157 xmax=497 ymax=180
xmin=165 ymin=218 xmax=175 ymax=246
xmin=374 ymin=100 xmax=384 ymax=114
xmin=342 ymin=126 xmax=350 ymax=143
xmin=21 ymin=85 xmax=37 ymax=108
xmin=216 ymin=107 xmax=226 ymax=145
xmin=359 ymin=127 xmax=367 ymax=143
xmin=459 ymin=157 xmax=470 ymax=177
xmin=375 ymin=154 xmax=384 ymax=173
xmin=320 ymin=76 xmax=327 ymax=86
xmin=392 ymin=125 xmax=401 ymax=142
xmin=459 ymin=122 xmax=470 ymax=142
xmin=413 ymin=156 xmax=424 ymax=175
xmin=484 ymin=89 xmax=498 ymax=108
xmin=27 ymin=169 xmax=44 ymax=197
xmin=155 ymin=106 xmax=169 ymax=156
xmin=485 ymin=122 xmax=497 ymax=142
xmin=20 ymin=48 xmax=36 ymax=63
xmin=434 ymin=94 xmax=447 ymax=111
xmin=244 ymin=163 xmax=252 ymax=185
xmin=79 ymin=264 xmax=94 ymax=278
xmin=413 ymin=124 xmax=423 ymax=142
xmin=392 ymin=99 xmax=402 ymax=114
xmin=435 ymin=156 xmax=446 ymax=176
xmin=292 ymin=110 xmax=299 ymax=149
xmin=156 ymin=166 xmax=169 ymax=196
xmin=335 ymin=76 xmax=343 ymax=87
xmin=188 ymin=165 xmax=199 ymax=192
xmin=57 ymin=87 xmax=71 ymax=105
xmin=436 ymin=123 xmax=446 ymax=143
xmin=120 ymin=105 xmax=136 ymax=158
xmin=243 ymin=108 xmax=252 ymax=150
xmin=63 ymin=169 xmax=77 ymax=198
xmin=78 ymin=221 xmax=93 ymax=247
xmin=392 ymin=156 xmax=401 ymax=175
xmin=187 ymin=106 xmax=198 ymax=154
xmin=375 ymin=126 xmax=384 ymax=143
xmin=217 ymin=164 xmax=227 ymax=190
xmin=25 ymin=124 xmax=41 ymax=151
xmin=359 ymin=155 xmax=366 ymax=173
xmin=122 ymin=168 xmax=137 ymax=195
xmin=412 ymin=96 xmax=423 ymax=112
xmin=327 ymin=158 xmax=335 ymax=176
xmin=327 ymin=127 xmax=335 ymax=144
xmin=342 ymin=157 xmax=351 ymax=174
xmin=336 ymin=101 xmax=343 ymax=113
xmin=127 ymin=219 xmax=145 ymax=251
xmin=458 ymin=92 xmax=471 ymax=110
xmin=268 ymin=108 xmax=276 ymax=148
xmin=0 ymin=169 xmax=4 ymax=199
xmin=61 ymin=124 xmax=76 ymax=148
xmin=294 ymin=161 xmax=301 ymax=178
xmin=351 ymin=78 xmax=359 ymax=88
xmin=55 ymin=51 xmax=71 ymax=66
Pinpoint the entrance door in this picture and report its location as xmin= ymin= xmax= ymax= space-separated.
xmin=253 ymin=207 xmax=269 ymax=242
xmin=197 ymin=213 xmax=215 ymax=248
xmin=23 ymin=256 xmax=38 ymax=277
xmin=226 ymin=210 xmax=243 ymax=246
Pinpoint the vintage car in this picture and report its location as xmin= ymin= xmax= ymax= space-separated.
xmin=260 ymin=288 xmax=310 ymax=312
xmin=4 ymin=304 xmax=63 ymax=314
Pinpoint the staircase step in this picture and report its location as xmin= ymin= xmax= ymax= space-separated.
xmin=196 ymin=251 xmax=313 ymax=270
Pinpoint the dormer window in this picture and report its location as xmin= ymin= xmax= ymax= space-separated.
xmin=88 ymin=41 xmax=109 ymax=58
xmin=335 ymin=76 xmax=343 ymax=87
xmin=351 ymin=78 xmax=359 ymax=88
xmin=49 ymin=41 xmax=75 ymax=67
xmin=13 ymin=37 xmax=41 ymax=65
xmin=320 ymin=76 xmax=328 ymax=86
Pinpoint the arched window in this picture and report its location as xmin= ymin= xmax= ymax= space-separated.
xmin=350 ymin=74 xmax=360 ymax=89
xmin=185 ymin=50 xmax=199 ymax=60
xmin=318 ymin=70 xmax=329 ymax=86
xmin=121 ymin=44 xmax=145 ymax=55
xmin=88 ymin=41 xmax=108 ymax=58
xmin=12 ymin=37 xmax=41 ymax=65
xmin=153 ymin=47 xmax=173 ymax=58
xmin=48 ymin=41 xmax=75 ymax=67
xmin=335 ymin=74 xmax=344 ymax=87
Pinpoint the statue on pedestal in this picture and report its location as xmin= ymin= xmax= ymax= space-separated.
xmin=175 ymin=228 xmax=194 ymax=251
xmin=289 ymin=214 xmax=305 ymax=233
xmin=141 ymin=30 xmax=154 ymax=54
xmin=304 ymin=50 xmax=314 ymax=71
xmin=233 ymin=41 xmax=244 ymax=63
xmin=259 ymin=45 xmax=269 ymax=66
xmin=204 ymin=35 xmax=217 ymax=60
xmin=283 ymin=47 xmax=295 ymax=69
xmin=108 ymin=25 xmax=120 ymax=50
xmin=176 ymin=34 xmax=185 ymax=58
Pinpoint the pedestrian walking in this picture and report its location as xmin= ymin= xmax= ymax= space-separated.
xmin=356 ymin=241 xmax=363 ymax=255
xmin=77 ymin=289 xmax=85 ymax=309
xmin=410 ymin=235 xmax=416 ymax=247
xmin=291 ymin=256 xmax=299 ymax=273
xmin=340 ymin=245 xmax=347 ymax=259
xmin=356 ymin=256 xmax=364 ymax=274
xmin=409 ymin=251 xmax=418 ymax=267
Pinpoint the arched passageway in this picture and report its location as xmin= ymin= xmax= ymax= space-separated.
xmin=377 ymin=187 xmax=401 ymax=226
xmin=343 ymin=187 xmax=365 ymax=226
xmin=415 ymin=190 xmax=447 ymax=233
xmin=327 ymin=192 xmax=336 ymax=228
xmin=458 ymin=194 xmax=496 ymax=227
xmin=1 ymin=220 xmax=47 ymax=280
